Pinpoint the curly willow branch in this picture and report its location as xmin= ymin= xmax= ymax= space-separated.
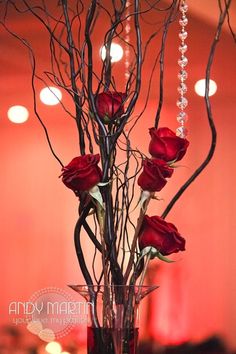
xmin=154 ymin=0 xmax=178 ymax=128
xmin=0 ymin=20 xmax=64 ymax=168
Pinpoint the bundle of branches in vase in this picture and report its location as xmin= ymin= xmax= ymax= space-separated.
xmin=1 ymin=0 xmax=233 ymax=353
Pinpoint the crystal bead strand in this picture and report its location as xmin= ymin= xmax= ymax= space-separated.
xmin=176 ymin=0 xmax=188 ymax=138
xmin=125 ymin=1 xmax=131 ymax=83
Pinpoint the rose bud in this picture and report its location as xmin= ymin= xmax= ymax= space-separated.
xmin=138 ymin=158 xmax=174 ymax=192
xmin=149 ymin=127 xmax=189 ymax=162
xmin=139 ymin=215 xmax=186 ymax=256
xmin=95 ymin=91 xmax=125 ymax=122
xmin=60 ymin=154 xmax=102 ymax=192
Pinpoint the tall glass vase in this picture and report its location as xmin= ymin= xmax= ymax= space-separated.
xmin=69 ymin=285 xmax=158 ymax=354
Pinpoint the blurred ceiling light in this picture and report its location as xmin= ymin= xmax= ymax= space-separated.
xmin=7 ymin=105 xmax=29 ymax=123
xmin=45 ymin=341 xmax=62 ymax=354
xmin=61 ymin=352 xmax=70 ymax=354
xmin=194 ymin=79 xmax=217 ymax=97
xmin=101 ymin=43 xmax=123 ymax=63
xmin=40 ymin=86 xmax=62 ymax=105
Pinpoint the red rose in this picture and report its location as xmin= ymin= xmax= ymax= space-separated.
xmin=149 ymin=127 xmax=189 ymax=162
xmin=138 ymin=158 xmax=173 ymax=192
xmin=95 ymin=91 xmax=125 ymax=121
xmin=139 ymin=215 xmax=186 ymax=256
xmin=61 ymin=154 xmax=102 ymax=192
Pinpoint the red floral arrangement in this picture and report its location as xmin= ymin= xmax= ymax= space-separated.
xmin=61 ymin=93 xmax=189 ymax=266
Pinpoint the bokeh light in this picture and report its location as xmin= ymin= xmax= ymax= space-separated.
xmin=45 ymin=341 xmax=62 ymax=354
xmin=7 ymin=105 xmax=29 ymax=123
xmin=100 ymin=43 xmax=123 ymax=63
xmin=194 ymin=79 xmax=217 ymax=97
xmin=40 ymin=86 xmax=62 ymax=105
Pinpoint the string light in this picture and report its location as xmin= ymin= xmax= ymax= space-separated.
xmin=176 ymin=0 xmax=189 ymax=138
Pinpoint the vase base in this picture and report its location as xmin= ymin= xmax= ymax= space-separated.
xmin=87 ymin=326 xmax=139 ymax=354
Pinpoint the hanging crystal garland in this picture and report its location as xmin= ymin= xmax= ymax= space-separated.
xmin=176 ymin=0 xmax=188 ymax=138
xmin=125 ymin=1 xmax=131 ymax=83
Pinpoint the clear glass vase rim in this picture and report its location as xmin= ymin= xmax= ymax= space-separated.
xmin=68 ymin=284 xmax=159 ymax=297
xmin=68 ymin=284 xmax=158 ymax=288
